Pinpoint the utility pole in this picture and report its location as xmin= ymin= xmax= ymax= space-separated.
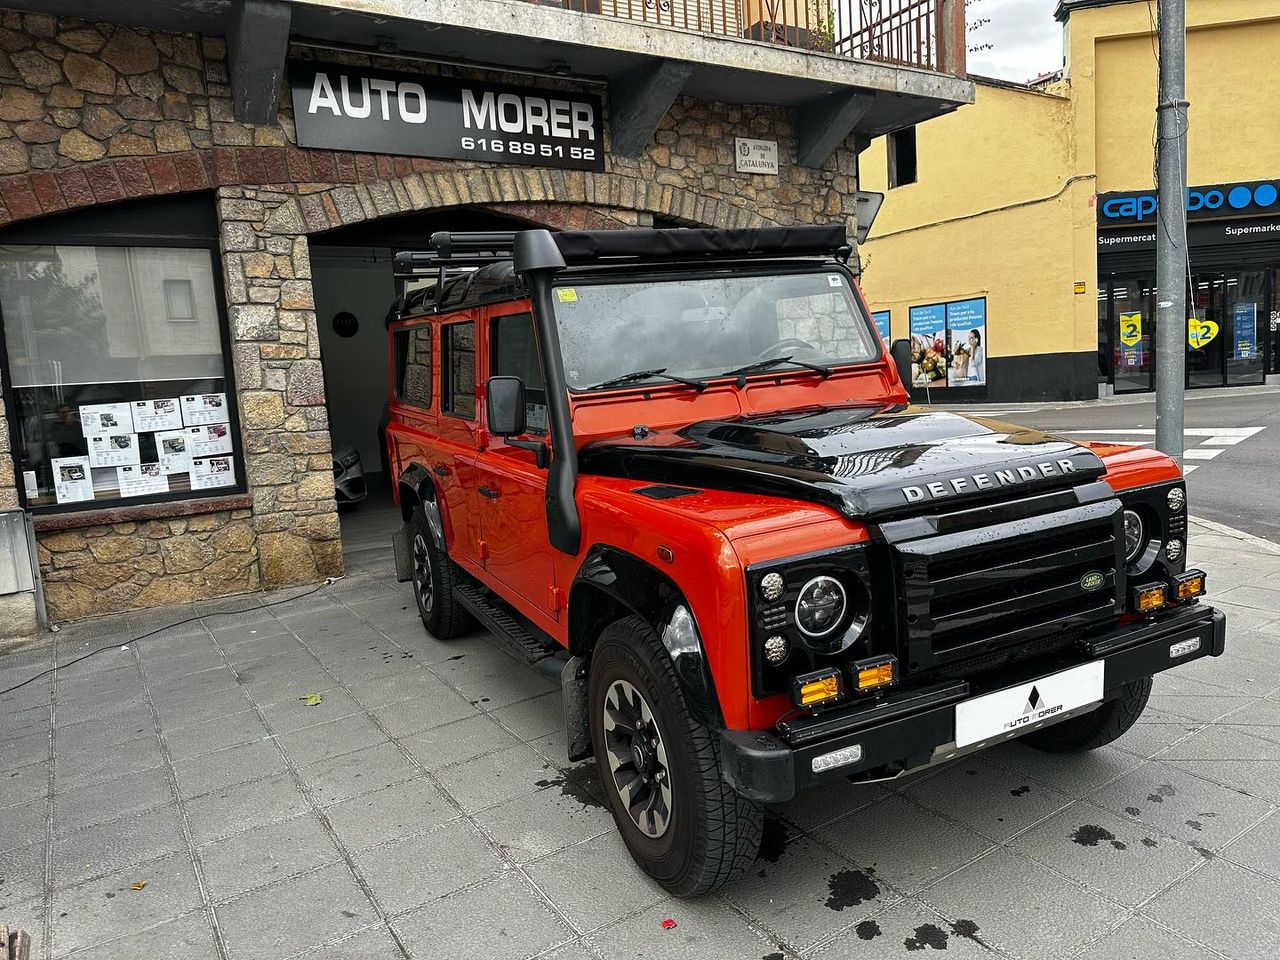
xmin=1155 ymin=0 xmax=1188 ymax=462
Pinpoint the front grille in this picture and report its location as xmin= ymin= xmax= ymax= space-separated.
xmin=886 ymin=492 xmax=1124 ymax=674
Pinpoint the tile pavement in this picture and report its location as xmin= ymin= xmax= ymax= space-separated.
xmin=1 ymin=512 xmax=1279 ymax=960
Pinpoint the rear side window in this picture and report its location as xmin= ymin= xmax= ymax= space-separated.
xmin=491 ymin=313 xmax=547 ymax=433
xmin=393 ymin=325 xmax=432 ymax=408
xmin=442 ymin=321 xmax=476 ymax=419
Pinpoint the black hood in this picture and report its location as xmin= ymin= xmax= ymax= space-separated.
xmin=578 ymin=405 xmax=1106 ymax=521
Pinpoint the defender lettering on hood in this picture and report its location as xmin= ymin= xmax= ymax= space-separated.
xmin=579 ymin=406 xmax=1106 ymax=521
xmin=903 ymin=458 xmax=1081 ymax=504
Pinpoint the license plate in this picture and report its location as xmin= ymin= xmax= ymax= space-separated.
xmin=954 ymin=661 xmax=1105 ymax=749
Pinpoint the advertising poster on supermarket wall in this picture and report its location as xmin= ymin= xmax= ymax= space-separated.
xmin=945 ymin=298 xmax=987 ymax=387
xmin=871 ymin=311 xmax=891 ymax=343
xmin=908 ymin=304 xmax=947 ymax=387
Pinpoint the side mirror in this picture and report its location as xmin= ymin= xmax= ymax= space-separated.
xmin=890 ymin=338 xmax=913 ymax=389
xmin=486 ymin=375 xmax=527 ymax=437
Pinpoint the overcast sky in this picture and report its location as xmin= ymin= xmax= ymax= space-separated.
xmin=965 ymin=0 xmax=1064 ymax=83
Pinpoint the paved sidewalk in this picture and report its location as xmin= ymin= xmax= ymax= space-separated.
xmin=2 ymin=518 xmax=1279 ymax=960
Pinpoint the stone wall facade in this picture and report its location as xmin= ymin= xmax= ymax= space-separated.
xmin=0 ymin=8 xmax=861 ymax=628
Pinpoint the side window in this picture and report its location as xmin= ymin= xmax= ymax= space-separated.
xmin=393 ymin=324 xmax=432 ymax=408
xmin=490 ymin=313 xmax=547 ymax=434
xmin=441 ymin=321 xmax=476 ymax=419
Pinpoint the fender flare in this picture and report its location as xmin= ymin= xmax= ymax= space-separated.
xmin=397 ymin=463 xmax=445 ymax=552
xmin=568 ymin=544 xmax=723 ymax=730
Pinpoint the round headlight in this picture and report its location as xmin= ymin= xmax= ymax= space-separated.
xmin=1166 ymin=538 xmax=1184 ymax=562
xmin=795 ymin=575 xmax=847 ymax=639
xmin=763 ymin=635 xmax=789 ymax=663
xmin=759 ymin=572 xmax=785 ymax=603
xmin=1167 ymin=487 xmax=1186 ymax=512
xmin=1123 ymin=510 xmax=1146 ymax=564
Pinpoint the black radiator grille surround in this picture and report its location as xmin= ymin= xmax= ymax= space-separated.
xmin=881 ymin=484 xmax=1126 ymax=677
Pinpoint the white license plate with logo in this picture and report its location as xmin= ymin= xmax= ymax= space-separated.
xmin=954 ymin=661 xmax=1105 ymax=749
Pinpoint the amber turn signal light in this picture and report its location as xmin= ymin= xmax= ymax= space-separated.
xmin=854 ymin=656 xmax=897 ymax=693
xmin=1173 ymin=570 xmax=1207 ymax=602
xmin=791 ymin=669 xmax=843 ymax=710
xmin=1131 ymin=582 xmax=1167 ymax=613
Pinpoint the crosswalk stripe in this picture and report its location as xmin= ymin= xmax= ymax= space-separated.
xmin=1061 ymin=427 xmax=1265 ymax=437
xmin=1184 ymin=448 xmax=1224 ymax=460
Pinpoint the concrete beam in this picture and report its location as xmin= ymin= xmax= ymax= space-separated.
xmin=227 ymin=0 xmax=292 ymax=126
xmin=608 ymin=60 xmax=694 ymax=157
xmin=796 ymin=90 xmax=875 ymax=170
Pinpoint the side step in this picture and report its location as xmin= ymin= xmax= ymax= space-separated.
xmin=453 ymin=581 xmax=556 ymax=664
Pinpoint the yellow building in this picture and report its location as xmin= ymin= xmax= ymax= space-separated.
xmin=857 ymin=0 xmax=1280 ymax=401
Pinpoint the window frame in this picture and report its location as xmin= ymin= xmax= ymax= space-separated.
xmin=888 ymin=126 xmax=918 ymax=189
xmin=488 ymin=311 xmax=548 ymax=436
xmin=393 ymin=320 xmax=433 ymax=410
xmin=0 ymin=197 xmax=248 ymax=516
xmin=440 ymin=319 xmax=478 ymax=421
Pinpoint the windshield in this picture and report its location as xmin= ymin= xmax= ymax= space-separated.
xmin=552 ymin=270 xmax=880 ymax=390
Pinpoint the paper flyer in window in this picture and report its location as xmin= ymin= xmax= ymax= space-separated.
xmin=86 ymin=432 xmax=142 ymax=468
xmin=186 ymin=422 xmax=233 ymax=457
xmin=23 ymin=470 xmax=39 ymax=500
xmin=181 ymin=392 xmax=230 ymax=426
xmin=131 ymin=398 xmax=184 ymax=432
xmin=117 ymin=463 xmax=170 ymax=498
xmin=78 ymin=402 xmax=136 ymax=437
xmin=51 ymin=456 xmax=94 ymax=504
xmin=190 ymin=456 xmax=236 ymax=490
xmin=156 ymin=430 xmax=192 ymax=475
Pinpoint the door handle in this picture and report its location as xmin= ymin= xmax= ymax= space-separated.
xmin=478 ymin=485 xmax=500 ymax=500
xmin=432 ymin=464 xmax=451 ymax=478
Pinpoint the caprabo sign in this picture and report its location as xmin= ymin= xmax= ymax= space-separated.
xmin=1098 ymin=180 xmax=1280 ymax=225
xmin=289 ymin=61 xmax=605 ymax=172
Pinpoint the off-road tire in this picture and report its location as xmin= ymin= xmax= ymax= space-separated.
xmin=409 ymin=505 xmax=473 ymax=640
xmin=588 ymin=616 xmax=762 ymax=896
xmin=1022 ymin=676 xmax=1153 ymax=753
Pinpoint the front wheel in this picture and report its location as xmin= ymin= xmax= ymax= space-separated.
xmin=588 ymin=616 xmax=761 ymax=896
xmin=409 ymin=505 xmax=472 ymax=640
xmin=1022 ymin=676 xmax=1153 ymax=753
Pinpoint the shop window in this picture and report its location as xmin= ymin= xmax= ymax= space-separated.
xmin=490 ymin=313 xmax=546 ymax=434
xmin=888 ymin=127 xmax=918 ymax=188
xmin=441 ymin=321 xmax=476 ymax=419
xmin=0 ymin=244 xmax=241 ymax=510
xmin=393 ymin=324 xmax=432 ymax=408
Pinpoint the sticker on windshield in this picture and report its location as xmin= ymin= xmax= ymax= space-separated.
xmin=557 ymin=288 xmax=578 ymax=303
xmin=827 ymin=275 xmax=843 ymax=287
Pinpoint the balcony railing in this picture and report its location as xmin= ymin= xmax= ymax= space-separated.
xmin=531 ymin=0 xmax=966 ymax=75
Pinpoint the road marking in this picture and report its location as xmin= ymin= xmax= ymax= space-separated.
xmin=1058 ymin=426 xmax=1265 ymax=474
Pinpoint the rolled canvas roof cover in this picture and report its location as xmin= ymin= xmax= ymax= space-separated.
xmin=550 ymin=225 xmax=848 ymax=264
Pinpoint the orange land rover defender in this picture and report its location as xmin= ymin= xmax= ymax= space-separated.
xmin=384 ymin=226 xmax=1225 ymax=895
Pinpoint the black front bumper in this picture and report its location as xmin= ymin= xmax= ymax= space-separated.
xmin=720 ymin=604 xmax=1226 ymax=803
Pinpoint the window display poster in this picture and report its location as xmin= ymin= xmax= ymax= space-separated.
xmin=1234 ymin=302 xmax=1259 ymax=360
xmin=23 ymin=470 xmax=38 ymax=501
xmin=86 ymin=433 xmax=142 ymax=468
xmin=187 ymin=423 xmax=233 ymax=457
xmin=78 ymin=402 xmax=135 ymax=437
xmin=52 ymin=456 xmax=94 ymax=504
xmin=1119 ymin=311 xmax=1145 ymax=368
xmin=908 ymin=304 xmax=947 ymax=387
xmin=156 ymin=430 xmax=192 ymax=475
xmin=871 ymin=310 xmax=891 ymax=343
xmin=945 ymin=298 xmax=987 ymax=387
xmin=181 ymin=393 xmax=230 ymax=426
xmin=190 ymin=456 xmax=236 ymax=490
xmin=132 ymin=398 xmax=184 ymax=432
xmin=117 ymin=463 xmax=170 ymax=498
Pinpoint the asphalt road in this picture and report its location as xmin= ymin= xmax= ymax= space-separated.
xmin=958 ymin=387 xmax=1280 ymax=543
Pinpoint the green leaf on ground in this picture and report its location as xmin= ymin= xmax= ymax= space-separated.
xmin=300 ymin=693 xmax=323 ymax=706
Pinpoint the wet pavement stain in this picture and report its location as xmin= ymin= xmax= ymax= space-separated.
xmin=762 ymin=953 xmax=784 ymax=960
xmin=1010 ymin=785 xmax=1031 ymax=797
xmin=759 ymin=816 xmax=791 ymax=863
xmin=533 ymin=764 xmax=607 ymax=809
xmin=1071 ymin=824 xmax=1126 ymax=850
xmin=1186 ymin=820 xmax=1203 ymax=831
xmin=904 ymin=923 xmax=949 ymax=951
xmin=950 ymin=920 xmax=990 ymax=949
xmin=1125 ymin=806 xmax=1141 ymax=817
xmin=1147 ymin=784 xmax=1176 ymax=804
xmin=824 ymin=868 xmax=880 ymax=911
xmin=1191 ymin=844 xmax=1215 ymax=859
xmin=855 ymin=920 xmax=882 ymax=941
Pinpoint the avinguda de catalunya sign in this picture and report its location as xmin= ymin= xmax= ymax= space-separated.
xmin=289 ymin=61 xmax=605 ymax=172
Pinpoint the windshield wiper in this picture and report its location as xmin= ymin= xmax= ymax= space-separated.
xmin=721 ymin=355 xmax=833 ymax=379
xmin=585 ymin=367 xmax=708 ymax=392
